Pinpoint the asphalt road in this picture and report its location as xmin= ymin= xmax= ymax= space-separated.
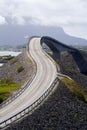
xmin=0 ymin=38 xmax=57 ymax=124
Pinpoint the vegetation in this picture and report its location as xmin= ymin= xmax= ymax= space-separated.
xmin=17 ymin=65 xmax=24 ymax=73
xmin=0 ymin=55 xmax=14 ymax=63
xmin=61 ymin=77 xmax=87 ymax=103
xmin=0 ymin=92 xmax=10 ymax=103
xmin=10 ymin=57 xmax=18 ymax=65
xmin=0 ymin=78 xmax=19 ymax=103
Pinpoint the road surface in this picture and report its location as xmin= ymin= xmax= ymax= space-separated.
xmin=0 ymin=38 xmax=57 ymax=125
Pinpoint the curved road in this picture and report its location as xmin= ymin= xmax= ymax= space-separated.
xmin=0 ymin=38 xmax=57 ymax=126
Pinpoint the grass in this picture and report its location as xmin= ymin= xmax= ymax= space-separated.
xmin=0 ymin=92 xmax=10 ymax=103
xmin=0 ymin=78 xmax=19 ymax=103
xmin=17 ymin=65 xmax=24 ymax=73
xmin=0 ymin=55 xmax=14 ymax=63
xmin=0 ymin=84 xmax=19 ymax=93
xmin=61 ymin=77 xmax=87 ymax=103
xmin=10 ymin=57 xmax=18 ymax=65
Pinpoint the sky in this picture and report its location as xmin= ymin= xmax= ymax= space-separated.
xmin=0 ymin=0 xmax=87 ymax=40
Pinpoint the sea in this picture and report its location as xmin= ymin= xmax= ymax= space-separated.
xmin=0 ymin=51 xmax=21 ymax=67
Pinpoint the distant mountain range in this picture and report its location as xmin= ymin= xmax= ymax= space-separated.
xmin=0 ymin=24 xmax=87 ymax=46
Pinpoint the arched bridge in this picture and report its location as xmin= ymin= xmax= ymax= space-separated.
xmin=0 ymin=36 xmax=87 ymax=129
xmin=41 ymin=36 xmax=87 ymax=74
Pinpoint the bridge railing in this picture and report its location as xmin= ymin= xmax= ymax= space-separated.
xmin=0 ymin=37 xmax=59 ymax=129
xmin=0 ymin=37 xmax=37 ymax=109
xmin=0 ymin=77 xmax=58 ymax=129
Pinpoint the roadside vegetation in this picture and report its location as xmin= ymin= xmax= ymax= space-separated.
xmin=10 ymin=57 xmax=18 ymax=65
xmin=0 ymin=52 xmax=33 ymax=104
xmin=61 ymin=77 xmax=87 ymax=103
xmin=0 ymin=55 xmax=14 ymax=63
xmin=17 ymin=65 xmax=24 ymax=73
xmin=0 ymin=78 xmax=19 ymax=103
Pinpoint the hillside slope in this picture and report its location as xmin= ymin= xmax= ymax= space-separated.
xmin=0 ymin=51 xmax=33 ymax=86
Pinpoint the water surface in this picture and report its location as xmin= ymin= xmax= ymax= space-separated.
xmin=0 ymin=51 xmax=21 ymax=56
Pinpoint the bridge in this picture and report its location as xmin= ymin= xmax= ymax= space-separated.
xmin=0 ymin=36 xmax=87 ymax=129
xmin=41 ymin=36 xmax=87 ymax=74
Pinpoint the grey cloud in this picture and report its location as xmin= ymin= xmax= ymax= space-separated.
xmin=0 ymin=15 xmax=7 ymax=25
xmin=0 ymin=0 xmax=87 ymax=39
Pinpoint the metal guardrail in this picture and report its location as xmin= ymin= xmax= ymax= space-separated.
xmin=41 ymin=46 xmax=58 ymax=72
xmin=57 ymin=73 xmax=72 ymax=79
xmin=0 ymin=37 xmax=37 ymax=109
xmin=0 ymin=37 xmax=59 ymax=129
xmin=0 ymin=77 xmax=58 ymax=129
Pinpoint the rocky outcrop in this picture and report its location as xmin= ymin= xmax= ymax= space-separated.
xmin=0 ymin=51 xmax=33 ymax=86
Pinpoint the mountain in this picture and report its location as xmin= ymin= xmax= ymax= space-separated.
xmin=0 ymin=24 xmax=87 ymax=46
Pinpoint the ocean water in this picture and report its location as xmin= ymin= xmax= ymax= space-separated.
xmin=0 ymin=51 xmax=21 ymax=67
xmin=0 ymin=51 xmax=21 ymax=56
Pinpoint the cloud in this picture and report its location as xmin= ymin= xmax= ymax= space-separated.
xmin=0 ymin=0 xmax=86 ymax=26
xmin=0 ymin=15 xmax=6 ymax=25
xmin=0 ymin=0 xmax=87 ymax=39
xmin=11 ymin=16 xmax=26 ymax=25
